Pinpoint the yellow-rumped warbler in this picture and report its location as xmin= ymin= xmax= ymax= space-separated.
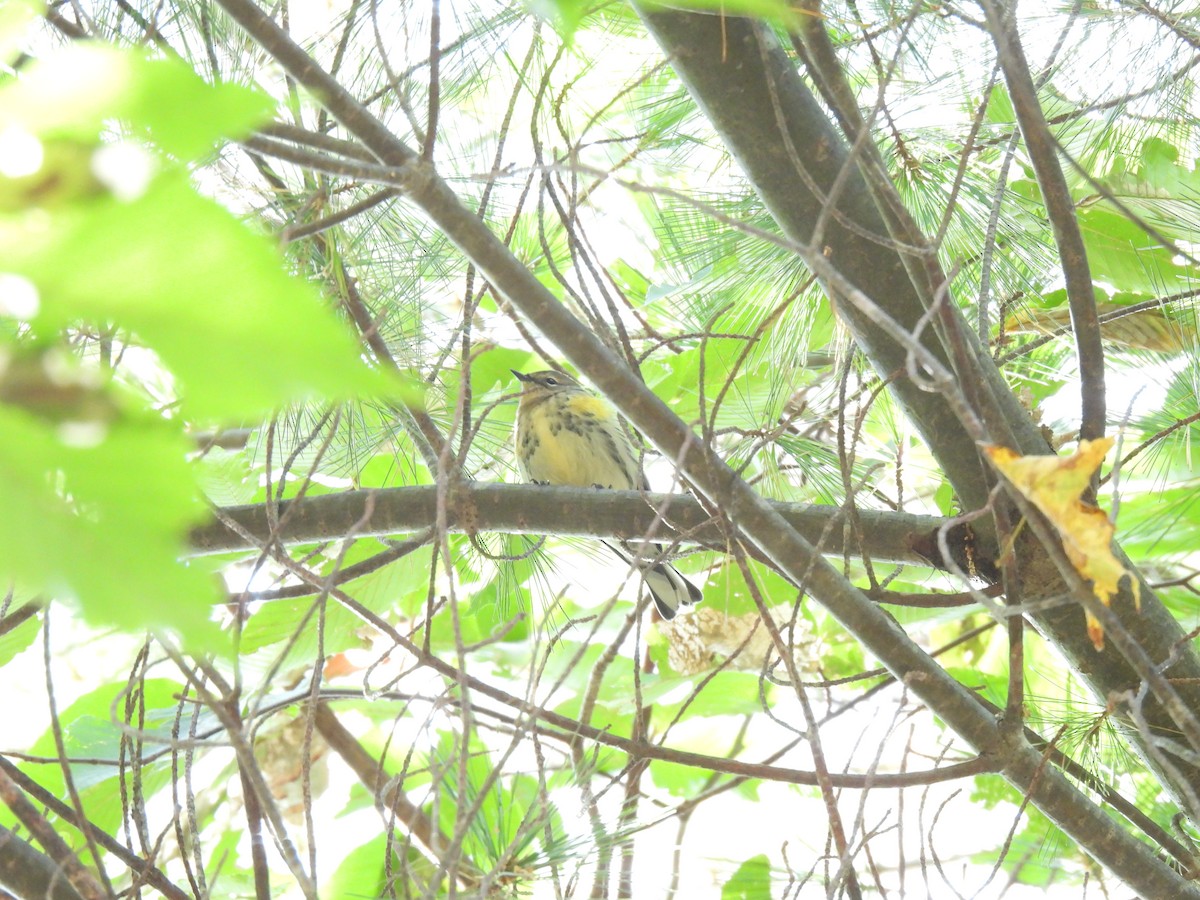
xmin=512 ymin=369 xmax=702 ymax=619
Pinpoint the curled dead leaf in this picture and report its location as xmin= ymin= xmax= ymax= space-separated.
xmin=984 ymin=437 xmax=1141 ymax=650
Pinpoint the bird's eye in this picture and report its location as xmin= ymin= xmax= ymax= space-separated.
xmin=544 ymin=377 xmax=558 ymax=386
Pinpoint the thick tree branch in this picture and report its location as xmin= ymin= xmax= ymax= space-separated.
xmin=648 ymin=12 xmax=1051 ymax=506
xmin=0 ymin=767 xmax=105 ymax=900
xmin=190 ymin=483 xmax=964 ymax=570
xmin=0 ymin=825 xmax=85 ymax=900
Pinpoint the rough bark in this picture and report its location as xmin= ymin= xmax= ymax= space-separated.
xmin=191 ymin=483 xmax=959 ymax=571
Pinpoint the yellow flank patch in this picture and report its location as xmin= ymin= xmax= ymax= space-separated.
xmin=565 ymin=393 xmax=616 ymax=420
xmin=528 ymin=412 xmax=589 ymax=486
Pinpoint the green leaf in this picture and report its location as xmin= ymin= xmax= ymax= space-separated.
xmin=338 ymin=539 xmax=434 ymax=616
xmin=540 ymin=641 xmax=634 ymax=736
xmin=649 ymin=758 xmax=714 ymax=798
xmin=321 ymin=834 xmax=387 ymax=898
xmin=722 ymin=854 xmax=775 ymax=900
xmin=472 ymin=345 xmax=536 ymax=396
xmin=0 ymin=405 xmax=222 ymax=643
xmin=1115 ymin=484 xmax=1200 ymax=557
xmin=933 ymin=481 xmax=957 ymax=516
xmin=0 ymin=45 xmax=272 ymax=159
xmin=650 ymin=670 xmax=767 ymax=722
xmin=1077 ymin=205 xmax=1197 ymax=295
xmin=0 ymin=0 xmax=40 ymax=66
xmin=14 ymin=679 xmax=188 ymax=834
xmin=971 ymin=813 xmax=1077 ymax=887
xmin=3 ymin=171 xmax=390 ymax=419
xmin=239 ymin=595 xmax=362 ymax=657
xmin=610 ymin=258 xmax=650 ymax=301
xmin=1140 ymin=136 xmax=1182 ymax=185
xmin=943 ymin=666 xmax=1008 ymax=709
xmin=194 ymin=446 xmax=255 ymax=506
xmin=971 ymin=772 xmax=1013 ymax=809
xmin=469 ymin=533 xmax=544 ymax=623
xmin=527 ymin=0 xmax=590 ymax=42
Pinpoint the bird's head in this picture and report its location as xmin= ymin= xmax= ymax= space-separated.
xmin=511 ymin=369 xmax=582 ymax=403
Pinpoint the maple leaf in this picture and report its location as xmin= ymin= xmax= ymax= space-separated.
xmin=984 ymin=437 xmax=1141 ymax=650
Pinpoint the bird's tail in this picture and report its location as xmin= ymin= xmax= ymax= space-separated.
xmin=603 ymin=540 xmax=702 ymax=620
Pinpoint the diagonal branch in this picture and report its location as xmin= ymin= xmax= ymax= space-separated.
xmin=0 ymin=767 xmax=105 ymax=900
xmin=0 ymin=824 xmax=86 ymax=900
xmin=980 ymin=0 xmax=1106 ymax=445
xmin=0 ymin=758 xmax=191 ymax=900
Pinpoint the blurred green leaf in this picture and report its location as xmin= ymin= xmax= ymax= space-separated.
xmin=0 ymin=0 xmax=40 ymax=67
xmin=472 ymin=345 xmax=535 ymax=396
xmin=194 ymin=446 xmax=255 ymax=506
xmin=322 ymin=834 xmax=387 ymax=897
xmin=3 ymin=171 xmax=389 ymax=419
xmin=722 ymin=853 xmax=775 ymax=900
xmin=526 ymin=0 xmax=590 ymax=40
xmin=1115 ymin=484 xmax=1200 ymax=557
xmin=971 ymin=812 xmax=1077 ymax=887
xmin=239 ymin=595 xmax=363 ymax=657
xmin=0 ymin=45 xmax=271 ymax=158
xmin=0 ymin=405 xmax=222 ymax=642
xmin=338 ymin=539 xmax=434 ymax=615
xmin=650 ymin=670 xmax=767 ymax=723
xmin=649 ymin=757 xmax=712 ymax=798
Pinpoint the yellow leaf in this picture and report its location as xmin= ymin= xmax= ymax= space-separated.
xmin=984 ymin=437 xmax=1140 ymax=650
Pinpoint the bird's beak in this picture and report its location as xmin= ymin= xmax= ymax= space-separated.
xmin=511 ymin=369 xmax=531 ymax=384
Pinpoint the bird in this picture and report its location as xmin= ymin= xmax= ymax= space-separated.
xmin=511 ymin=369 xmax=702 ymax=620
